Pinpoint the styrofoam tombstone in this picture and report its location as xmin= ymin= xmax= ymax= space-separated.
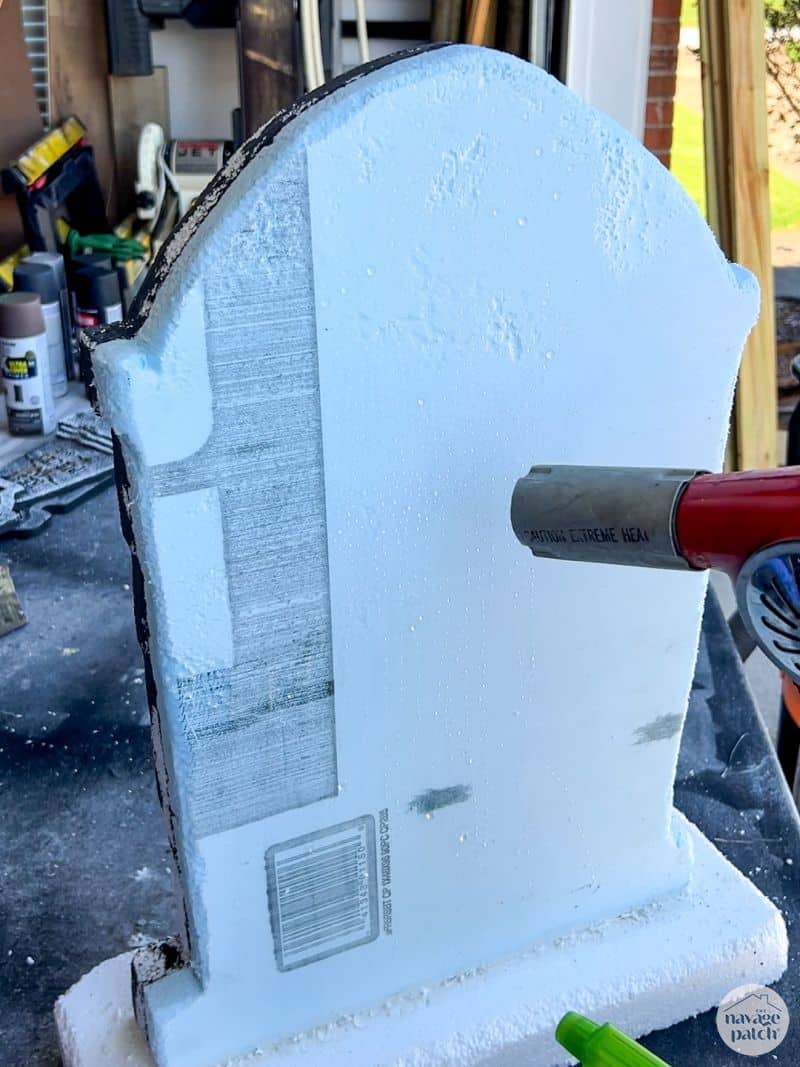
xmin=89 ymin=44 xmax=785 ymax=1067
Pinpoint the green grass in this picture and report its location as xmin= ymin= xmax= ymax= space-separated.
xmin=671 ymin=102 xmax=706 ymax=215
xmin=670 ymin=101 xmax=800 ymax=230
xmin=681 ymin=1 xmax=699 ymax=30
xmin=770 ymin=160 xmax=800 ymax=229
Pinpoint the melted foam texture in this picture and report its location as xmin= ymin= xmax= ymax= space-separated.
xmin=89 ymin=44 xmax=775 ymax=1067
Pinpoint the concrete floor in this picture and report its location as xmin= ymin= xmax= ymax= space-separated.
xmin=0 ymin=489 xmax=181 ymax=1066
xmin=3 ymin=489 xmax=800 ymax=1066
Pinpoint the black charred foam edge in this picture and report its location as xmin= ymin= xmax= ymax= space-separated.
xmin=131 ymin=936 xmax=187 ymax=1043
xmin=114 ymin=436 xmax=196 ymax=1020
xmin=79 ymin=45 xmax=449 ymax=397
xmin=82 ymin=42 xmax=449 ymax=363
xmin=100 ymin=42 xmax=448 ymax=1008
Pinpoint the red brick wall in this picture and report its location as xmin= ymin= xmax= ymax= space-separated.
xmin=645 ymin=0 xmax=682 ymax=167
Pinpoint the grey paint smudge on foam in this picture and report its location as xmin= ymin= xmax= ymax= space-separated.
xmin=409 ymin=785 xmax=472 ymax=815
xmin=634 ymin=713 xmax=684 ymax=745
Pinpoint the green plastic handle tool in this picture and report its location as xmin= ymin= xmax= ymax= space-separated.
xmin=556 ymin=1012 xmax=672 ymax=1066
xmin=66 ymin=228 xmax=146 ymax=261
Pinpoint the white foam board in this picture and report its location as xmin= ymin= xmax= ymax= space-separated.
xmin=55 ymin=815 xmax=787 ymax=1067
xmin=84 ymin=43 xmax=784 ymax=1067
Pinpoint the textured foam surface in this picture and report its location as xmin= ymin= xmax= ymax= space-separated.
xmin=85 ymin=43 xmax=783 ymax=1067
xmin=55 ymin=816 xmax=787 ymax=1067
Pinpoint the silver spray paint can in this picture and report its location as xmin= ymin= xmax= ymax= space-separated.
xmin=13 ymin=261 xmax=68 ymax=396
xmin=25 ymin=251 xmax=76 ymax=380
xmin=0 ymin=292 xmax=56 ymax=435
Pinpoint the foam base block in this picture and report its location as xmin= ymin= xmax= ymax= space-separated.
xmin=56 ymin=813 xmax=787 ymax=1067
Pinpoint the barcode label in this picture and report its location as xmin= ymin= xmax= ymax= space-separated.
xmin=266 ymin=816 xmax=379 ymax=971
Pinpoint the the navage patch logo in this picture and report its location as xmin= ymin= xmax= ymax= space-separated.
xmin=716 ymin=985 xmax=789 ymax=1056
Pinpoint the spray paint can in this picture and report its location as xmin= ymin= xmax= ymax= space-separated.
xmin=0 ymin=292 xmax=56 ymax=435
xmin=68 ymin=255 xmax=113 ymax=349
xmin=73 ymin=266 xmax=123 ymax=330
xmin=25 ymin=251 xmax=75 ymax=379
xmin=73 ymin=268 xmax=124 ymax=397
xmin=68 ymin=253 xmax=113 ymax=280
xmin=13 ymin=261 xmax=68 ymax=397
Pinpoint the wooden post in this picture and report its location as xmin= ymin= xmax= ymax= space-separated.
xmin=0 ymin=0 xmax=43 ymax=253
xmin=465 ymin=0 xmax=497 ymax=46
xmin=238 ymin=0 xmax=300 ymax=137
xmin=699 ymin=0 xmax=776 ymax=470
xmin=431 ymin=0 xmax=464 ymax=42
xmin=48 ymin=0 xmax=117 ymax=222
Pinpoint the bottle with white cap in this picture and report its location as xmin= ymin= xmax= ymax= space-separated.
xmin=13 ymin=261 xmax=68 ymax=396
xmin=0 ymin=292 xmax=56 ymax=435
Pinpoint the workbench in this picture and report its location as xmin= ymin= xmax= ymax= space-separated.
xmin=1 ymin=487 xmax=798 ymax=1066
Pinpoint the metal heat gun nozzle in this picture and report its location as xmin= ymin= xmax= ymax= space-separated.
xmin=511 ymin=465 xmax=800 ymax=684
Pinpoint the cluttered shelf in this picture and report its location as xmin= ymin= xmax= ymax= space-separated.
xmin=0 ymin=116 xmax=171 ymax=535
xmin=0 ymin=385 xmax=113 ymax=537
xmin=0 ymin=380 xmax=89 ymax=467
